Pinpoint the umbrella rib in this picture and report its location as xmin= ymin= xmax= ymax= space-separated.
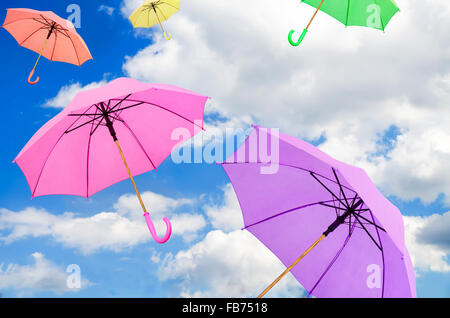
xmin=349 ymin=192 xmax=358 ymax=208
xmin=345 ymin=0 xmax=351 ymax=26
xmin=221 ymin=162 xmax=357 ymax=194
xmin=307 ymin=217 xmax=358 ymax=297
xmin=243 ymin=199 xmax=339 ymax=230
xmin=86 ymin=107 xmax=98 ymax=198
xmin=108 ymin=102 xmax=145 ymax=114
xmin=352 ymin=213 xmax=382 ymax=251
xmin=32 ymin=17 xmax=50 ymax=27
xmin=109 ymin=94 xmax=133 ymax=112
xmin=319 ymin=202 xmax=348 ymax=211
xmin=32 ymin=105 xmax=95 ymax=197
xmin=19 ymin=26 xmax=47 ymax=46
xmin=285 ymin=164 xmax=356 ymax=194
xmin=109 ymin=98 xmax=204 ymax=131
xmin=353 ymin=213 xmax=386 ymax=232
xmin=65 ymin=115 xmax=104 ymax=134
xmin=53 ymin=27 xmax=70 ymax=38
xmin=2 ymin=17 xmax=46 ymax=28
xmin=310 ymin=171 xmax=349 ymax=208
xmin=90 ymin=117 xmax=104 ymax=136
xmin=159 ymin=1 xmax=179 ymax=10
xmin=50 ymin=28 xmax=57 ymax=61
xmin=332 ymin=168 xmax=350 ymax=207
xmin=66 ymin=33 xmax=81 ymax=66
xmin=308 ymin=203 xmax=368 ymax=298
xmin=369 ymin=210 xmax=386 ymax=297
xmin=333 ymin=192 xmax=340 ymax=217
xmin=115 ymin=114 xmax=158 ymax=171
xmin=39 ymin=14 xmax=52 ymax=26
xmin=156 ymin=6 xmax=169 ymax=21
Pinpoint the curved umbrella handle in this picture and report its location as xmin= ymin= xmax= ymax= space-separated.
xmin=28 ymin=68 xmax=39 ymax=85
xmin=143 ymin=212 xmax=172 ymax=244
xmin=288 ymin=28 xmax=308 ymax=47
xmin=163 ymin=31 xmax=171 ymax=41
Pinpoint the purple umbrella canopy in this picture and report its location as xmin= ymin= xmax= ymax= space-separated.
xmin=220 ymin=125 xmax=416 ymax=298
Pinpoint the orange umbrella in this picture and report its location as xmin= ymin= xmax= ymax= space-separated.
xmin=2 ymin=8 xmax=92 ymax=84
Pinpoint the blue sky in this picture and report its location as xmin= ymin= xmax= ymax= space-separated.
xmin=0 ymin=0 xmax=449 ymax=298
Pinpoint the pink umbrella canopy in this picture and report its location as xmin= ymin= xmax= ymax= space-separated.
xmin=2 ymin=8 xmax=92 ymax=84
xmin=14 ymin=77 xmax=209 ymax=243
xmin=221 ymin=126 xmax=416 ymax=298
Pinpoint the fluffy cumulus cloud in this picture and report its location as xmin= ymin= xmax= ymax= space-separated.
xmin=204 ymin=183 xmax=243 ymax=232
xmin=120 ymin=0 xmax=450 ymax=205
xmin=156 ymin=184 xmax=304 ymax=297
xmin=0 ymin=191 xmax=206 ymax=254
xmin=157 ymin=230 xmax=305 ymax=298
xmin=0 ymin=252 xmax=91 ymax=296
xmin=404 ymin=212 xmax=450 ymax=273
xmin=43 ymin=79 xmax=108 ymax=108
xmin=155 ymin=185 xmax=450 ymax=297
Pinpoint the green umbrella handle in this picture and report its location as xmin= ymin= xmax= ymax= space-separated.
xmin=288 ymin=0 xmax=325 ymax=47
xmin=288 ymin=28 xmax=308 ymax=47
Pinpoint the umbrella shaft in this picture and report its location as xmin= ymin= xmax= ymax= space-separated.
xmin=257 ymin=234 xmax=325 ymax=298
xmin=257 ymin=199 xmax=364 ymax=298
xmin=32 ymin=22 xmax=55 ymax=72
xmin=152 ymin=5 xmax=166 ymax=34
xmin=102 ymin=110 xmax=146 ymax=212
xmin=306 ymin=0 xmax=325 ymax=30
xmin=32 ymin=37 xmax=49 ymax=72
xmin=114 ymin=139 xmax=148 ymax=213
xmin=47 ymin=22 xmax=56 ymax=39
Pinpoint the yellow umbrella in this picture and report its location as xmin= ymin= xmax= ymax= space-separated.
xmin=129 ymin=0 xmax=180 ymax=40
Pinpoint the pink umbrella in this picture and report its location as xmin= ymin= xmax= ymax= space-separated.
xmin=14 ymin=77 xmax=209 ymax=243
xmin=2 ymin=8 xmax=92 ymax=84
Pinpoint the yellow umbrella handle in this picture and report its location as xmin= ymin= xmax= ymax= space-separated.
xmin=163 ymin=31 xmax=171 ymax=40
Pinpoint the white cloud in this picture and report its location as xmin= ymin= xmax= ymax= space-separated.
xmin=204 ymin=183 xmax=243 ymax=232
xmin=404 ymin=213 xmax=450 ymax=273
xmin=157 ymin=230 xmax=305 ymax=298
xmin=121 ymin=0 xmax=450 ymax=205
xmin=120 ymin=0 xmax=143 ymax=18
xmin=0 ymin=191 xmax=206 ymax=254
xmin=98 ymin=5 xmax=115 ymax=16
xmin=43 ymin=80 xmax=108 ymax=109
xmin=0 ymin=252 xmax=91 ymax=295
xmin=156 ymin=184 xmax=450 ymax=297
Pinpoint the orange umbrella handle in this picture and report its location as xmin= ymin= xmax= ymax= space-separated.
xmin=28 ymin=68 xmax=39 ymax=85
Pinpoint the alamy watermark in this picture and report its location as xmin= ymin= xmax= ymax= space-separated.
xmin=66 ymin=4 xmax=81 ymax=28
xmin=170 ymin=123 xmax=280 ymax=174
xmin=366 ymin=264 xmax=382 ymax=289
xmin=66 ymin=264 xmax=82 ymax=289
xmin=366 ymin=4 xmax=382 ymax=29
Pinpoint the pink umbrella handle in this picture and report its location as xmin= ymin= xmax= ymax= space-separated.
xmin=143 ymin=212 xmax=172 ymax=244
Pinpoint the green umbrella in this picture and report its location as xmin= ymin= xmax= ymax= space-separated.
xmin=289 ymin=0 xmax=400 ymax=47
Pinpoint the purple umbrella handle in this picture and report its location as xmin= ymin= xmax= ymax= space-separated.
xmin=143 ymin=212 xmax=172 ymax=244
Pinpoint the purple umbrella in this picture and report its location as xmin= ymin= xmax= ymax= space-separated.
xmin=220 ymin=125 xmax=416 ymax=298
